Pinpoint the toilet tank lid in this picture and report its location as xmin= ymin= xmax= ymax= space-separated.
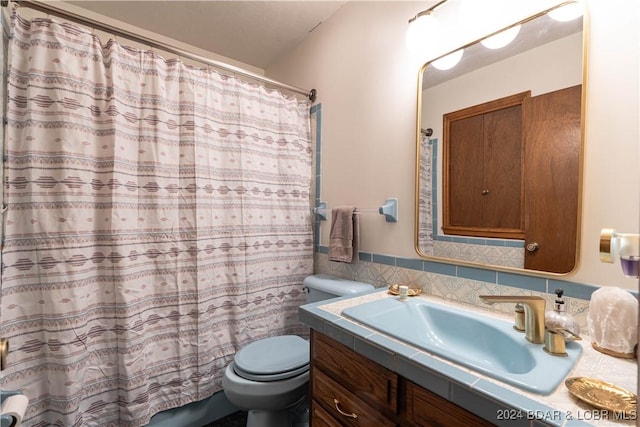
xmin=303 ymin=274 xmax=374 ymax=296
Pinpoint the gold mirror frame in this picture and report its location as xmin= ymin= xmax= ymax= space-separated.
xmin=414 ymin=2 xmax=588 ymax=277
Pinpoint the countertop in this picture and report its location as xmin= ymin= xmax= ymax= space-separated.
xmin=300 ymin=289 xmax=637 ymax=427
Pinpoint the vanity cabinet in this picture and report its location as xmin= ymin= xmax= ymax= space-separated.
xmin=311 ymin=331 xmax=397 ymax=426
xmin=310 ymin=330 xmax=495 ymax=427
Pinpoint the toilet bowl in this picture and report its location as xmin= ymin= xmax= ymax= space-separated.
xmin=223 ymin=335 xmax=310 ymax=427
xmin=222 ymin=274 xmax=374 ymax=427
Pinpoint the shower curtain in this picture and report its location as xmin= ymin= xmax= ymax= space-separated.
xmin=417 ymin=134 xmax=434 ymax=255
xmin=0 ymin=12 xmax=313 ymax=427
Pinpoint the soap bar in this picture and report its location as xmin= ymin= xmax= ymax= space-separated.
xmin=587 ymin=287 xmax=638 ymax=357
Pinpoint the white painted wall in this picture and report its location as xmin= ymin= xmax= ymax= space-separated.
xmin=423 ymin=32 xmax=583 ymax=143
xmin=267 ymin=0 xmax=640 ymax=289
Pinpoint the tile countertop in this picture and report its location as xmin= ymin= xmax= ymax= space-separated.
xmin=299 ymin=289 xmax=637 ymax=427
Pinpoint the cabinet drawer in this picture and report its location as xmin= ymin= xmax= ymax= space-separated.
xmin=403 ymin=380 xmax=495 ymax=427
xmin=311 ymin=400 xmax=342 ymax=427
xmin=312 ymin=367 xmax=396 ymax=427
xmin=312 ymin=331 xmax=397 ymax=412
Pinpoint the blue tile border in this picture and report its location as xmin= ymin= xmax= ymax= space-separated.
xmin=548 ymin=278 xmax=600 ymax=300
xmin=498 ymin=272 xmax=546 ymax=293
xmin=311 ymin=104 xmax=322 ymax=253
xmin=314 ymin=245 xmax=640 ymax=300
xmin=423 ymin=259 xmax=457 ymax=276
xmin=396 ymin=257 xmax=423 ymax=270
xmin=358 ymin=251 xmax=373 ymax=262
xmin=372 ymin=253 xmax=395 ymax=266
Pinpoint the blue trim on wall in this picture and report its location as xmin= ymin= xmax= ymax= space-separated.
xmin=311 ymin=104 xmax=322 ymax=253
xmin=316 ymin=245 xmax=615 ymax=300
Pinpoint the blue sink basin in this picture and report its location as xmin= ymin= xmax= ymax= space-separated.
xmin=341 ymin=296 xmax=582 ymax=394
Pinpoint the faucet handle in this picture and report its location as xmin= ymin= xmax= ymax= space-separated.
xmin=544 ymin=328 xmax=582 ymax=357
xmin=552 ymin=327 xmax=582 ymax=341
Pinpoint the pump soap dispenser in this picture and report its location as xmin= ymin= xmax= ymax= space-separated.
xmin=544 ymin=289 xmax=581 ymax=356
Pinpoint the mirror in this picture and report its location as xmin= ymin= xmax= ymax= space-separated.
xmin=415 ymin=4 xmax=585 ymax=275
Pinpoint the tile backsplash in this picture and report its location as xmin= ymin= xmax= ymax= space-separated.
xmin=314 ymin=250 xmax=599 ymax=337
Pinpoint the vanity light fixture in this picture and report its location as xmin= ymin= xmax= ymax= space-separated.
xmin=548 ymin=1 xmax=584 ymax=22
xmin=431 ymin=49 xmax=464 ymax=70
xmin=481 ymin=24 xmax=521 ymax=50
xmin=406 ymin=0 xmax=448 ymax=57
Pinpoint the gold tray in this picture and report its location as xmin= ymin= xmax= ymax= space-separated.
xmin=565 ymin=377 xmax=637 ymax=416
xmin=388 ymin=284 xmax=422 ymax=297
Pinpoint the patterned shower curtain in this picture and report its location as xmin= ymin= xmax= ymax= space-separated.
xmin=417 ymin=134 xmax=434 ymax=255
xmin=0 ymin=12 xmax=313 ymax=427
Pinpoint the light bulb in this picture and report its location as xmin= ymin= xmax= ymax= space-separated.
xmin=406 ymin=13 xmax=441 ymax=57
xmin=548 ymin=2 xmax=584 ymax=22
xmin=481 ymin=25 xmax=521 ymax=50
xmin=431 ymin=49 xmax=463 ymax=70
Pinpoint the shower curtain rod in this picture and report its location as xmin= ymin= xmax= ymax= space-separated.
xmin=4 ymin=0 xmax=318 ymax=102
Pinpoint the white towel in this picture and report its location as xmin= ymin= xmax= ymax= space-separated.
xmin=328 ymin=206 xmax=359 ymax=263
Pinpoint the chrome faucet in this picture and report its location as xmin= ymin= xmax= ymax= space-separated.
xmin=479 ymin=296 xmax=546 ymax=344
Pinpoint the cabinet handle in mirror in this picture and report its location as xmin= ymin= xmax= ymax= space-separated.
xmin=481 ymin=189 xmax=489 ymax=195
xmin=333 ymin=398 xmax=358 ymax=419
xmin=526 ymin=242 xmax=540 ymax=252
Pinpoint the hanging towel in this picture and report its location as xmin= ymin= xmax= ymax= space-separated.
xmin=328 ymin=206 xmax=359 ymax=263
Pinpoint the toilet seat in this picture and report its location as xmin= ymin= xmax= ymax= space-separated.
xmin=233 ymin=335 xmax=309 ymax=382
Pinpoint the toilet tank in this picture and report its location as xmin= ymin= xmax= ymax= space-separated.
xmin=303 ymin=274 xmax=375 ymax=303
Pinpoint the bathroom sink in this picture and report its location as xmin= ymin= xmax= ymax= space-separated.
xmin=341 ymin=296 xmax=582 ymax=395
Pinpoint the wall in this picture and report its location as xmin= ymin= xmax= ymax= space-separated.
xmin=423 ymin=32 xmax=583 ymax=148
xmin=267 ymin=0 xmax=640 ymax=290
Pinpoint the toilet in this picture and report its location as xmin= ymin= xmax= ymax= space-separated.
xmin=222 ymin=274 xmax=374 ymax=427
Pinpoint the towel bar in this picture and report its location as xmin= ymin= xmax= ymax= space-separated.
xmin=313 ymin=198 xmax=398 ymax=223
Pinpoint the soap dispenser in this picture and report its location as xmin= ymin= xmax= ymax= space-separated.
xmin=544 ymin=289 xmax=581 ymax=356
xmin=545 ymin=289 xmax=580 ymax=336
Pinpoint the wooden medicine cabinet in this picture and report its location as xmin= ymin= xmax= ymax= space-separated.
xmin=442 ymin=85 xmax=582 ymax=273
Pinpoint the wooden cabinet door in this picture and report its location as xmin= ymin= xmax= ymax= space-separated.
xmin=312 ymin=368 xmax=396 ymax=427
xmin=523 ymin=85 xmax=581 ymax=273
xmin=448 ymin=114 xmax=484 ymax=228
xmin=483 ymin=105 xmax=523 ymax=231
xmin=311 ymin=401 xmax=343 ymax=427
xmin=402 ymin=380 xmax=495 ymax=427
xmin=312 ymin=331 xmax=398 ymax=412
xmin=444 ymin=92 xmax=528 ymax=239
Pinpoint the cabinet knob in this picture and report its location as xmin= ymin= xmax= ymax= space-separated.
xmin=526 ymin=242 xmax=540 ymax=252
xmin=333 ymin=398 xmax=358 ymax=419
xmin=481 ymin=189 xmax=489 ymax=195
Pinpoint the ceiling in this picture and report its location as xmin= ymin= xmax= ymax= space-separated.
xmin=66 ymin=1 xmax=348 ymax=70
